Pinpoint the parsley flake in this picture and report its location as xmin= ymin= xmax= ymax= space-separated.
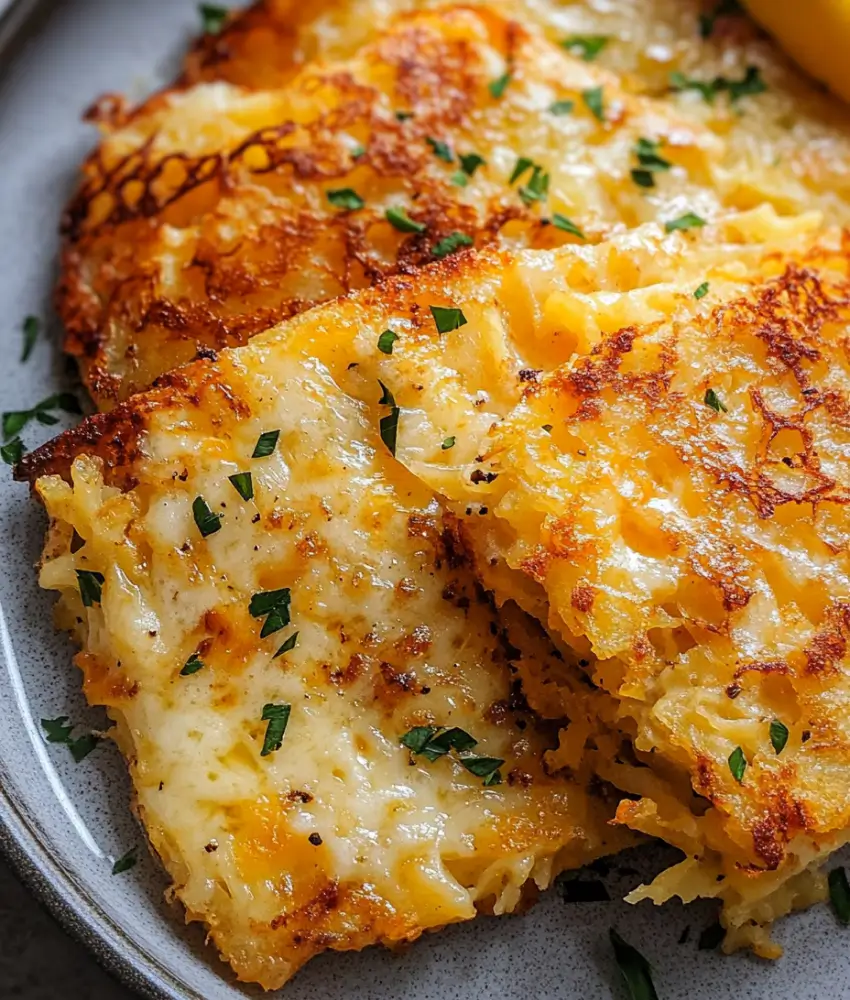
xmin=377 ymin=329 xmax=398 ymax=354
xmin=252 ymin=429 xmax=280 ymax=458
xmin=1 ymin=438 xmax=23 ymax=465
xmin=395 ymin=110 xmax=413 ymax=121
xmin=192 ymin=496 xmax=222 ymax=538
xmin=830 ymin=866 xmax=850 ymax=925
xmin=670 ymin=65 xmax=766 ymax=104
xmin=519 ymin=166 xmax=549 ymax=205
xmin=198 ymin=3 xmax=228 ymax=34
xmin=430 ymin=305 xmax=467 ymax=333
xmin=552 ymin=214 xmax=585 ymax=239
xmin=631 ymin=169 xmax=655 ymax=188
xmin=377 ymin=380 xmax=396 ymax=407
xmin=582 ymin=86 xmax=605 ymax=122
xmin=458 ymin=152 xmax=486 ymax=176
xmin=273 ymin=632 xmax=299 ymax=658
xmin=664 ymin=211 xmax=706 ymax=233
xmin=727 ymin=65 xmax=767 ymax=102
xmin=770 ymin=719 xmax=789 ymax=755
xmin=489 ymin=72 xmax=511 ymax=98
xmin=260 ymin=703 xmax=291 ymax=756
xmin=20 ymin=316 xmax=39 ymax=363
xmin=549 ymin=99 xmax=575 ymax=116
xmin=386 ymin=206 xmax=426 ymax=233
xmin=510 ymin=157 xmax=534 ymax=185
xmin=3 ymin=392 xmax=82 ymax=440
xmin=180 ymin=653 xmax=205 ymax=676
xmin=459 ymin=754 xmax=504 ymax=781
xmin=41 ymin=716 xmax=101 ymax=763
xmin=432 ymin=232 xmax=473 ymax=259
xmin=441 ymin=436 xmax=456 ymax=450
xmin=610 ymin=928 xmax=659 ymax=1000
xmin=426 ymin=136 xmax=453 ymax=163
xmin=379 ymin=386 xmax=400 ymax=456
xmin=400 ymin=726 xmax=439 ymax=754
xmin=112 ymin=847 xmax=138 ymax=875
xmin=249 ymin=588 xmax=292 ymax=638
xmin=631 ymin=137 xmax=671 ymax=187
xmin=228 ymin=472 xmax=254 ymax=501
xmin=350 ymin=143 xmax=366 ymax=159
xmin=694 ymin=281 xmax=710 ymax=300
xmin=704 ymin=388 xmax=728 ymax=413
xmin=561 ymin=35 xmax=609 ymax=61
xmin=76 ymin=569 xmax=105 ymax=607
xmin=451 ymin=171 xmax=468 ymax=187
xmin=728 ymin=745 xmax=746 ymax=783
xmin=326 ymin=188 xmax=365 ymax=211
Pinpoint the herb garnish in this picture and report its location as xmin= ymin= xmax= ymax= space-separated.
xmin=549 ymin=99 xmax=575 ymax=116
xmin=192 ymin=496 xmax=222 ymax=537
xmin=728 ymin=746 xmax=746 ymax=783
xmin=249 ymin=588 xmax=292 ymax=638
xmin=432 ymin=232 xmax=473 ymax=259
xmin=459 ymin=153 xmax=486 ymax=176
xmin=829 ymin=866 xmax=850 ymax=925
xmin=489 ymin=72 xmax=511 ymax=98
xmin=519 ymin=166 xmax=549 ymax=205
xmin=610 ymin=928 xmax=659 ymax=1000
xmin=228 ymin=472 xmax=254 ymax=501
xmin=441 ymin=436 xmax=456 ymax=450
xmin=631 ymin=137 xmax=671 ymax=188
xmin=252 ymin=429 xmax=280 ymax=458
xmin=260 ymin=703 xmax=291 ymax=756
xmin=670 ymin=65 xmax=766 ymax=104
xmin=510 ymin=157 xmax=534 ymax=185
xmin=20 ymin=316 xmax=39 ymax=362
xmin=552 ymin=214 xmax=585 ymax=239
xmin=582 ymin=86 xmax=605 ymax=122
xmin=41 ymin=716 xmax=101 ymax=763
xmin=273 ymin=632 xmax=299 ymax=657
xmin=395 ymin=110 xmax=413 ymax=121
xmin=0 ymin=438 xmax=23 ymax=465
xmin=76 ymin=569 xmax=105 ymax=607
xmin=377 ymin=381 xmax=400 ymax=456
xmin=561 ymin=35 xmax=609 ymax=61
xmin=198 ymin=3 xmax=228 ymax=35
xmin=451 ymin=171 xmax=469 ymax=187
xmin=377 ymin=329 xmax=398 ymax=354
xmin=430 ymin=305 xmax=467 ymax=333
xmin=694 ymin=281 xmax=710 ymax=300
xmin=400 ymin=726 xmax=503 ymax=784
xmin=665 ymin=211 xmax=706 ymax=233
xmin=386 ymin=206 xmax=427 ymax=233
xmin=769 ymin=719 xmax=789 ymax=755
xmin=326 ymin=188 xmax=365 ymax=211
xmin=459 ymin=755 xmax=504 ymax=781
xmin=112 ymin=847 xmax=138 ymax=875
xmin=3 ymin=392 xmax=82 ymax=439
xmin=426 ymin=137 xmax=453 ymax=163
xmin=180 ymin=653 xmax=205 ymax=676
xmin=704 ymin=388 xmax=728 ymax=413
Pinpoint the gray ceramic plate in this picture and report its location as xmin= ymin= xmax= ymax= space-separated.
xmin=1 ymin=1 xmax=849 ymax=998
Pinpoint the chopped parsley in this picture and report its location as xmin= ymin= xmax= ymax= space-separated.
xmin=694 ymin=281 xmax=710 ymax=300
xmin=699 ymin=0 xmax=741 ymax=38
xmin=180 ymin=653 xmax=205 ymax=676
xmin=631 ymin=137 xmax=670 ymax=187
xmin=670 ymin=65 xmax=766 ymax=104
xmin=561 ymin=35 xmax=609 ymax=61
xmin=1 ymin=438 xmax=23 ymax=465
xmin=76 ymin=569 xmax=105 ymax=607
xmin=198 ymin=3 xmax=228 ymax=35
xmin=549 ymin=99 xmax=575 ymax=116
xmin=260 ymin=703 xmax=291 ymax=756
xmin=252 ymin=429 xmax=280 ymax=458
xmin=552 ymin=214 xmax=585 ymax=239
xmin=20 ymin=316 xmax=39 ymax=363
xmin=458 ymin=152 xmax=486 ymax=176
xmin=432 ymin=232 xmax=473 ymax=259
xmin=350 ymin=143 xmax=366 ymax=159
xmin=400 ymin=726 xmax=503 ymax=784
xmin=2 ymin=392 xmax=82 ymax=440
xmin=489 ymin=72 xmax=511 ymax=99
xmin=728 ymin=745 xmax=746 ymax=783
xmin=430 ymin=305 xmax=467 ymax=333
xmin=698 ymin=922 xmax=725 ymax=950
xmin=112 ymin=847 xmax=138 ymax=875
xmin=386 ymin=206 xmax=426 ymax=234
xmin=769 ymin=719 xmax=789 ymax=755
xmin=451 ymin=171 xmax=469 ymax=187
xmin=631 ymin=169 xmax=654 ymax=188
xmin=377 ymin=329 xmax=398 ymax=354
xmin=519 ymin=166 xmax=549 ymax=205
xmin=664 ymin=211 xmax=706 ymax=233
xmin=727 ymin=66 xmax=767 ymax=102
xmin=249 ymin=587 xmax=292 ymax=638
xmin=192 ymin=496 xmax=222 ymax=538
xmin=829 ymin=866 xmax=850 ymax=925
xmin=582 ymin=86 xmax=605 ymax=122
xmin=326 ymin=188 xmax=365 ymax=211
xmin=395 ymin=110 xmax=413 ymax=121
xmin=426 ymin=137 xmax=453 ymax=163
xmin=41 ymin=716 xmax=101 ymax=763
xmin=704 ymin=387 xmax=728 ymax=413
xmin=459 ymin=754 xmax=504 ymax=781
xmin=228 ymin=472 xmax=254 ymax=501
xmin=378 ymin=380 xmax=396 ymax=407
xmin=510 ymin=157 xmax=534 ymax=185
xmin=378 ymin=380 xmax=400 ymax=456
xmin=273 ymin=632 xmax=299 ymax=658
xmin=610 ymin=928 xmax=659 ymax=1000
xmin=441 ymin=436 xmax=456 ymax=450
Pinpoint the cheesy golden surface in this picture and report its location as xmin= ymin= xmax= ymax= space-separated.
xmin=28 ymin=321 xmax=632 ymax=989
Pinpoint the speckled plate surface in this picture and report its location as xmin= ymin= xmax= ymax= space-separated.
xmin=2 ymin=2 xmax=850 ymax=998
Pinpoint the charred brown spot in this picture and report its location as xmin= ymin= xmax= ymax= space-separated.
xmin=571 ymin=584 xmax=595 ymax=613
